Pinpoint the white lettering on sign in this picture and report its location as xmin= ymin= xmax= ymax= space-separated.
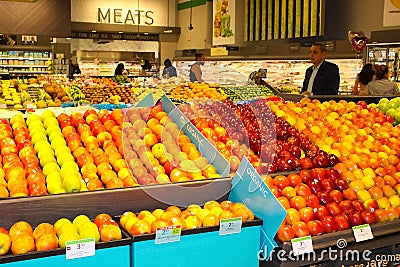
xmin=246 ymin=167 xmax=268 ymax=197
xmin=186 ymin=124 xmax=203 ymax=146
xmin=98 ymin=8 xmax=154 ymax=25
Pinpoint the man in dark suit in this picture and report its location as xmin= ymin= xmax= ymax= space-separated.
xmin=302 ymin=43 xmax=340 ymax=95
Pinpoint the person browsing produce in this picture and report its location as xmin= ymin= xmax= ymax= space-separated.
xmin=302 ymin=42 xmax=340 ymax=95
xmin=189 ymin=53 xmax=206 ymax=82
xmin=359 ymin=65 xmax=399 ymax=95
xmin=353 ymin=63 xmax=375 ymax=95
xmin=162 ymin=58 xmax=177 ymax=78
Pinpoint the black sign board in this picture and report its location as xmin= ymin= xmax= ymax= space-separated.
xmin=182 ymin=49 xmax=197 ymax=57
xmin=70 ymin=31 xmax=159 ymax=41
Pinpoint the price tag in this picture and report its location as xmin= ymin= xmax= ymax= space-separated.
xmin=26 ymin=103 xmax=36 ymax=109
xmin=66 ymin=238 xmax=95 ymax=260
xmin=0 ymin=103 xmax=6 ymax=109
xmin=155 ymin=225 xmax=181 ymax=244
xmin=291 ymin=236 xmax=314 ymax=256
xmin=219 ymin=217 xmax=242 ymax=236
xmin=352 ymin=224 xmax=374 ymax=242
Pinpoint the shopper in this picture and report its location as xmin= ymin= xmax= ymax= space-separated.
xmin=359 ymin=65 xmax=399 ymax=95
xmin=248 ymin=69 xmax=267 ymax=86
xmin=189 ymin=53 xmax=206 ymax=82
xmin=302 ymin=42 xmax=340 ymax=95
xmin=114 ymin=63 xmax=125 ymax=76
xmin=162 ymin=58 xmax=177 ymax=78
xmin=352 ymin=63 xmax=375 ymax=95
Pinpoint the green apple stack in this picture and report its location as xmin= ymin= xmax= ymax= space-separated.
xmin=27 ymin=112 xmax=64 ymax=194
xmin=54 ymin=218 xmax=80 ymax=248
xmin=376 ymin=97 xmax=400 ymax=125
xmin=41 ymin=111 xmax=83 ymax=193
xmin=73 ymin=214 xmax=100 ymax=242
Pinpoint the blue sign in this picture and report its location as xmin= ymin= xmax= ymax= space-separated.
xmin=229 ymin=157 xmax=286 ymax=258
xmin=161 ymin=95 xmax=229 ymax=177
xmin=135 ymin=93 xmax=154 ymax=107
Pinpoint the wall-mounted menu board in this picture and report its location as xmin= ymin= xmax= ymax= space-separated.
xmin=245 ymin=0 xmax=324 ymax=41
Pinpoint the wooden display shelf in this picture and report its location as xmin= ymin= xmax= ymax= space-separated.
xmin=0 ymin=178 xmax=231 ymax=229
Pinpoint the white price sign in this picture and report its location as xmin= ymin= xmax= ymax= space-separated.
xmin=0 ymin=103 xmax=6 ymax=109
xmin=291 ymin=236 xmax=314 ymax=256
xmin=66 ymin=238 xmax=95 ymax=260
xmin=26 ymin=103 xmax=36 ymax=109
xmin=352 ymin=224 xmax=374 ymax=242
xmin=155 ymin=225 xmax=181 ymax=244
xmin=219 ymin=217 xmax=242 ymax=236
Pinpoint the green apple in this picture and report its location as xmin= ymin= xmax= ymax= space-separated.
xmin=43 ymin=117 xmax=59 ymax=128
xmin=43 ymin=162 xmax=61 ymax=177
xmin=78 ymin=222 xmax=100 ymax=243
xmin=46 ymin=171 xmax=62 ymax=184
xmin=39 ymin=154 xmax=57 ymax=168
xmin=54 ymin=218 xmax=72 ymax=232
xmin=57 ymin=152 xmax=75 ymax=166
xmin=389 ymin=195 xmax=400 ymax=207
xmin=55 ymin=146 xmax=71 ymax=157
xmin=63 ymin=174 xmax=82 ymax=193
xmin=46 ymin=125 xmax=62 ymax=135
xmin=28 ymin=120 xmax=44 ymax=130
xmin=26 ymin=114 xmax=42 ymax=125
xmin=61 ymin=161 xmax=79 ymax=174
xmin=38 ymin=147 xmax=55 ymax=160
xmin=361 ymin=176 xmax=375 ymax=190
xmin=34 ymin=140 xmax=51 ymax=152
xmin=41 ymin=110 xmax=56 ymax=120
xmin=47 ymin=180 xmax=64 ymax=194
xmin=73 ymin=215 xmax=91 ymax=229
xmin=51 ymin=137 xmax=67 ymax=149
xmin=377 ymin=197 xmax=391 ymax=209
xmin=31 ymin=132 xmax=48 ymax=144
xmin=48 ymin=132 xmax=64 ymax=143
xmin=357 ymin=189 xmax=371 ymax=203
xmin=58 ymin=231 xmax=80 ymax=248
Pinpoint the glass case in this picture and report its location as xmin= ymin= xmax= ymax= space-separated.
xmin=366 ymin=43 xmax=400 ymax=82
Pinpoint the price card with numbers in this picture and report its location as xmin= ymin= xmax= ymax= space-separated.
xmin=291 ymin=236 xmax=314 ymax=256
xmin=66 ymin=238 xmax=95 ymax=260
xmin=155 ymin=225 xmax=181 ymax=244
xmin=219 ymin=217 xmax=242 ymax=236
xmin=352 ymin=224 xmax=374 ymax=242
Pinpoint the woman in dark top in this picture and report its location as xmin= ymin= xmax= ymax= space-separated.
xmin=353 ymin=63 xmax=374 ymax=95
xmin=114 ymin=63 xmax=125 ymax=76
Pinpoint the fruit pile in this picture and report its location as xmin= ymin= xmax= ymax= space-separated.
xmin=0 ymin=213 xmax=121 ymax=256
xmin=81 ymin=85 xmax=135 ymax=104
xmin=122 ymin=104 xmax=221 ymax=184
xmin=119 ymin=200 xmax=255 ymax=236
xmin=178 ymin=99 xmax=338 ymax=174
xmin=168 ymin=83 xmax=227 ymax=102
xmin=375 ymin=97 xmax=400 ymax=125
xmin=220 ymin=85 xmax=274 ymax=102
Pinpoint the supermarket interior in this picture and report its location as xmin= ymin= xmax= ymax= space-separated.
xmin=1 ymin=0 xmax=400 ymax=267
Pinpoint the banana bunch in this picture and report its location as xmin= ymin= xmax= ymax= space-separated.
xmin=64 ymin=84 xmax=85 ymax=101
xmin=108 ymin=95 xmax=121 ymax=104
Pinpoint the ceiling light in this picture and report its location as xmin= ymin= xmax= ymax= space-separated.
xmin=92 ymin=30 xmax=97 ymax=33
xmin=66 ymin=37 xmax=71 ymax=40
xmin=144 ymin=32 xmax=149 ymax=35
xmin=164 ymin=29 xmax=173 ymax=34
xmin=119 ymin=31 xmax=123 ymax=34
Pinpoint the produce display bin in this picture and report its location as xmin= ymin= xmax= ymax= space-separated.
xmin=130 ymin=218 xmax=263 ymax=267
xmin=262 ymin=220 xmax=400 ymax=267
xmin=0 ymin=232 xmax=131 ymax=267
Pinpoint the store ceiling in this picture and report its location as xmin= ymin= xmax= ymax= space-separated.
xmin=0 ymin=0 xmax=39 ymax=2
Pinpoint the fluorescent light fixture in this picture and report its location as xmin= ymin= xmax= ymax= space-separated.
xmin=144 ymin=32 xmax=149 ymax=35
xmin=66 ymin=37 xmax=71 ymax=40
xmin=123 ymin=40 xmax=127 ymax=42
xmin=119 ymin=31 xmax=123 ymax=34
xmin=92 ymin=30 xmax=97 ymax=33
xmin=164 ymin=29 xmax=173 ymax=33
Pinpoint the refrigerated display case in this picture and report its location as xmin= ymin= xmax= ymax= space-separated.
xmin=366 ymin=42 xmax=400 ymax=82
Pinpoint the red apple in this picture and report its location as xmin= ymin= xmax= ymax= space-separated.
xmin=310 ymin=168 xmax=327 ymax=181
xmin=321 ymin=179 xmax=334 ymax=193
xmin=329 ymin=190 xmax=343 ymax=203
xmin=299 ymin=207 xmax=314 ymax=223
xmin=295 ymin=183 xmax=311 ymax=197
xmin=347 ymin=212 xmax=363 ymax=226
xmin=339 ymin=200 xmax=354 ymax=215
xmin=374 ymin=209 xmax=389 ymax=223
xmin=343 ymin=188 xmax=358 ymax=200
xmin=314 ymin=205 xmax=329 ymax=221
xmin=326 ymin=202 xmax=341 ymax=217
xmin=305 ymin=194 xmax=320 ymax=208
xmin=276 ymin=224 xmax=295 ymax=242
xmin=361 ymin=211 xmax=376 ymax=224
xmin=289 ymin=196 xmax=307 ymax=210
xmin=351 ymin=200 xmax=365 ymax=212
xmin=334 ymin=214 xmax=350 ymax=231
xmin=321 ymin=216 xmax=337 ymax=233
xmin=292 ymin=221 xmax=310 ymax=238
xmin=317 ymin=192 xmax=333 ymax=205
xmin=306 ymin=220 xmax=324 ymax=236
xmin=363 ymin=199 xmax=379 ymax=213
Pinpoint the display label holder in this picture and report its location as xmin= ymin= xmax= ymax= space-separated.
xmin=66 ymin=238 xmax=96 ymax=260
xmin=135 ymin=92 xmax=154 ymax=107
xmin=161 ymin=94 xmax=230 ymax=176
xmin=229 ymin=157 xmax=286 ymax=259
